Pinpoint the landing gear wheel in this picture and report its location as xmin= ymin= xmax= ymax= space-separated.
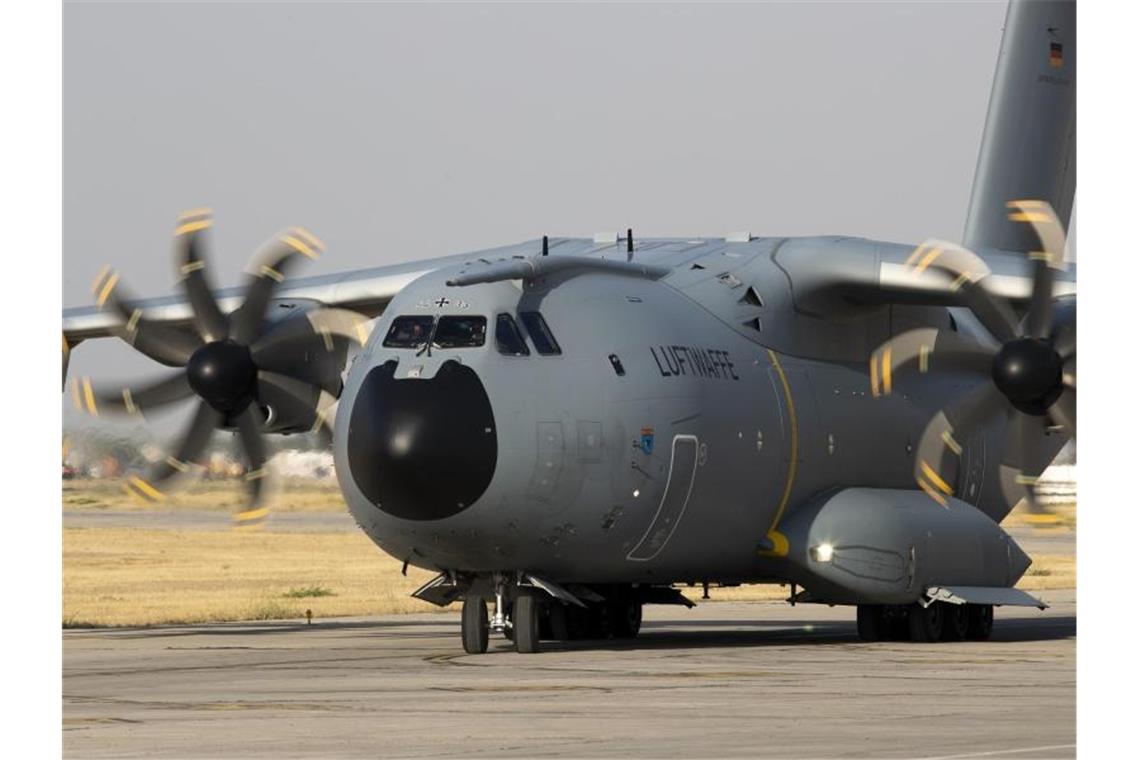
xmin=856 ymin=605 xmax=884 ymax=642
xmin=941 ymin=604 xmax=970 ymax=642
xmin=907 ymin=602 xmax=945 ymax=643
xmin=886 ymin=607 xmax=911 ymax=641
xmin=611 ymin=600 xmax=643 ymax=639
xmin=461 ymin=597 xmax=488 ymax=654
xmin=966 ymin=604 xmax=994 ymax=641
xmin=513 ymin=594 xmax=541 ymax=654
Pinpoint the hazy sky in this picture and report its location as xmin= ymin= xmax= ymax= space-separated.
xmin=64 ymin=0 xmax=1008 ymax=429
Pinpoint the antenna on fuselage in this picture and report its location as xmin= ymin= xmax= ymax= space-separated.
xmin=542 ymin=235 xmax=549 ymax=256
xmin=626 ymin=228 xmax=633 ymax=261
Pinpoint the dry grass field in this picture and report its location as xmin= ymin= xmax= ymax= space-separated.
xmin=62 ymin=479 xmax=1076 ymax=627
xmin=63 ymin=527 xmax=439 ymax=627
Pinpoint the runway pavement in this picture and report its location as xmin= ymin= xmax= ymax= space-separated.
xmin=64 ymin=591 xmax=1075 ymax=759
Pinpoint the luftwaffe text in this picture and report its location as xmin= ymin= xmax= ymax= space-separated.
xmin=651 ymin=346 xmax=739 ymax=380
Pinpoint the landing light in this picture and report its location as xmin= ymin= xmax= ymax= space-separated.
xmin=812 ymin=543 xmax=835 ymax=563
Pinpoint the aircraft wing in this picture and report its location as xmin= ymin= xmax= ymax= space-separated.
xmin=62 ymin=251 xmax=480 ymax=344
xmin=772 ymin=237 xmax=1076 ymax=320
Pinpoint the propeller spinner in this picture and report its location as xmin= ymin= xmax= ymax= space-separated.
xmin=870 ymin=200 xmax=1075 ymax=519
xmin=71 ymin=209 xmax=370 ymax=528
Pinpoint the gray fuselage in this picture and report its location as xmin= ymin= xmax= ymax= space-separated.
xmin=331 ymin=235 xmax=1059 ymax=587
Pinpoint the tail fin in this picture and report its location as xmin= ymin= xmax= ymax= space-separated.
xmin=963 ymin=0 xmax=1075 ymax=253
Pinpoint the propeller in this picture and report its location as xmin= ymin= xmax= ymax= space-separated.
xmin=869 ymin=200 xmax=1075 ymax=521
xmin=71 ymin=209 xmax=371 ymax=528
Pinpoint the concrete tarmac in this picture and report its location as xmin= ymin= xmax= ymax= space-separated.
xmin=64 ymin=591 xmax=1075 ymax=759
xmin=64 ymin=508 xmax=358 ymax=533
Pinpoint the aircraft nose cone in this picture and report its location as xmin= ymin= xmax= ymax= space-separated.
xmin=346 ymin=360 xmax=497 ymax=521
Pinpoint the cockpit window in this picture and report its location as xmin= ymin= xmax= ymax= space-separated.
xmin=519 ymin=311 xmax=562 ymax=356
xmin=434 ymin=315 xmax=487 ymax=348
xmin=495 ymin=314 xmax=530 ymax=356
xmin=382 ymin=315 xmax=434 ymax=348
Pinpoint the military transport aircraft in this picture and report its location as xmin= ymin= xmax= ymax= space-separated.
xmin=63 ymin=0 xmax=1075 ymax=653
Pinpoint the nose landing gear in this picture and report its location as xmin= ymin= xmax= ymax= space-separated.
xmin=458 ymin=576 xmax=647 ymax=654
xmin=459 ymin=573 xmax=545 ymax=654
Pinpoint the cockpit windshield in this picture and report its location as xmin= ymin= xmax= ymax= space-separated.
xmin=519 ymin=311 xmax=561 ymax=355
xmin=382 ymin=316 xmax=434 ymax=348
xmin=434 ymin=316 xmax=487 ymax=348
xmin=495 ymin=314 xmax=530 ymax=356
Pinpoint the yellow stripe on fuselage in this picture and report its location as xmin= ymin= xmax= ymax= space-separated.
xmin=760 ymin=348 xmax=798 ymax=557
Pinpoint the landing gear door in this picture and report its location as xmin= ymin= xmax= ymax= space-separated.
xmin=627 ymin=435 xmax=699 ymax=561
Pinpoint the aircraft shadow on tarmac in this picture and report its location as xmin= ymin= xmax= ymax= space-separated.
xmin=65 ymin=614 xmax=1075 ymax=650
xmin=511 ymin=615 xmax=1077 ymax=654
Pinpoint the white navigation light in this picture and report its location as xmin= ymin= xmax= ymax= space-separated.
xmin=813 ymin=543 xmax=835 ymax=563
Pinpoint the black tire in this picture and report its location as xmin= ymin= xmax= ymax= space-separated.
xmin=907 ymin=602 xmax=944 ymax=643
xmin=885 ymin=607 xmax=911 ymax=641
xmin=461 ymin=597 xmax=488 ymax=654
xmin=513 ymin=594 xmax=541 ymax=653
xmin=941 ymin=603 xmax=970 ymax=642
xmin=856 ymin=605 xmax=883 ymax=642
xmin=966 ymin=604 xmax=995 ymax=641
xmin=610 ymin=600 xmax=643 ymax=639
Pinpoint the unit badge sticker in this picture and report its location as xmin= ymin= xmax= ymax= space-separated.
xmin=639 ymin=427 xmax=655 ymax=455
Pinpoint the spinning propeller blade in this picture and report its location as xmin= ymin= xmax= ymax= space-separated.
xmin=74 ymin=210 xmax=368 ymax=527
xmin=872 ymin=200 xmax=1076 ymax=516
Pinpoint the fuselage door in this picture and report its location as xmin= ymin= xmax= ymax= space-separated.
xmin=627 ymin=434 xmax=700 ymax=561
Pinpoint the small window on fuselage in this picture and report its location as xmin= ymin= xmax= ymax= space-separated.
xmin=434 ymin=315 xmax=487 ymax=348
xmin=519 ymin=311 xmax=562 ymax=356
xmin=382 ymin=315 xmax=434 ymax=348
xmin=495 ymin=314 xmax=530 ymax=356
